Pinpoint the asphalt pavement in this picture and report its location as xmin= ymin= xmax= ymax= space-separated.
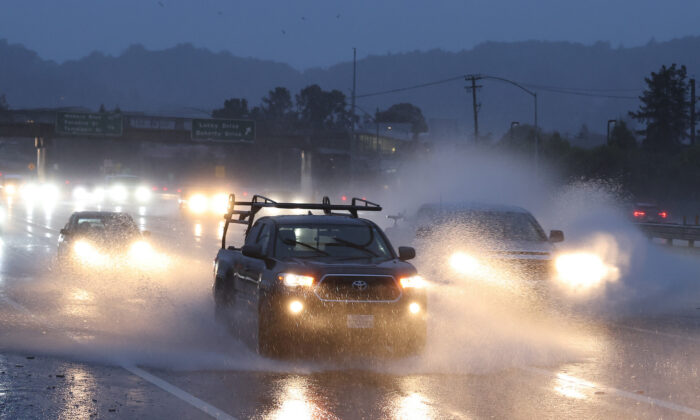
xmin=1 ymin=198 xmax=699 ymax=419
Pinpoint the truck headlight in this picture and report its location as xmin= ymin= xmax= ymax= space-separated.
xmin=399 ymin=275 xmax=427 ymax=288
xmin=449 ymin=252 xmax=482 ymax=275
xmin=278 ymin=273 xmax=314 ymax=287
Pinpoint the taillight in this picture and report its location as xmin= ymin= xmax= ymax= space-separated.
xmin=341 ymin=195 xmax=347 ymax=201
xmin=633 ymin=211 xmax=645 ymax=218
xmin=162 ymin=187 xmax=168 ymax=191
xmin=658 ymin=211 xmax=668 ymax=219
xmin=152 ymin=186 xmax=158 ymax=191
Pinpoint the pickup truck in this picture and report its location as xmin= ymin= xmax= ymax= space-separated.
xmin=213 ymin=195 xmax=427 ymax=357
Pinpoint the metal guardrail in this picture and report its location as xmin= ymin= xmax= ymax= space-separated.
xmin=636 ymin=222 xmax=700 ymax=247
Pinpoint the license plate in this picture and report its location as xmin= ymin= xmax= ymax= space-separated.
xmin=346 ymin=314 xmax=374 ymax=329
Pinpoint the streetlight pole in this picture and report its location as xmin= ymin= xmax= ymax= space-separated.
xmin=470 ymin=74 xmax=539 ymax=171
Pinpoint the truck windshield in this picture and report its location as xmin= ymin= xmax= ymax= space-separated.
xmin=420 ymin=211 xmax=547 ymax=242
xmin=275 ymin=223 xmax=393 ymax=261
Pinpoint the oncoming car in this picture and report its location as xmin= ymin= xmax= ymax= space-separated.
xmin=57 ymin=211 xmax=166 ymax=270
xmin=387 ymin=202 xmax=565 ymax=287
xmin=213 ymin=195 xmax=427 ymax=357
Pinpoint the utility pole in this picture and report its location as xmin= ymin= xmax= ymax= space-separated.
xmin=465 ymin=75 xmax=482 ymax=143
xmin=691 ymin=78 xmax=696 ymax=146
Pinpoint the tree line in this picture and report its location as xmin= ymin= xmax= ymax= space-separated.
xmin=499 ymin=63 xmax=700 ymax=204
xmin=212 ymin=85 xmax=428 ymax=137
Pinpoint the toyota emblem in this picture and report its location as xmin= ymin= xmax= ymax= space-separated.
xmin=352 ymin=280 xmax=369 ymax=291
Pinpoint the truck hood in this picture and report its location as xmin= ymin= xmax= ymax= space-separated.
xmin=281 ymin=257 xmax=416 ymax=276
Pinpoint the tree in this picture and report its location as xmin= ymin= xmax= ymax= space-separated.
xmin=630 ymin=64 xmax=689 ymax=152
xmin=98 ymin=103 xmax=106 ymax=113
xmin=212 ymin=98 xmax=250 ymax=119
xmin=0 ymin=94 xmax=8 ymax=110
xmin=608 ymin=120 xmax=637 ymax=149
xmin=375 ymin=103 xmax=428 ymax=137
xmin=261 ymin=87 xmax=293 ymax=120
xmin=295 ymin=84 xmax=351 ymax=129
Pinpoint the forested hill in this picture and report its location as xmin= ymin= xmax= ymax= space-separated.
xmin=2 ymin=37 xmax=700 ymax=135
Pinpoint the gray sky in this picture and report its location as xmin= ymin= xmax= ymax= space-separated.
xmin=1 ymin=0 xmax=698 ymax=69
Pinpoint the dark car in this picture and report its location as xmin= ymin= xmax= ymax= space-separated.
xmin=213 ymin=195 xmax=427 ymax=357
xmin=631 ymin=203 xmax=669 ymax=223
xmin=57 ymin=211 xmax=157 ymax=269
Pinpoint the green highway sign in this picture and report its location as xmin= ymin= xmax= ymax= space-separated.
xmin=191 ymin=118 xmax=255 ymax=142
xmin=55 ymin=112 xmax=123 ymax=136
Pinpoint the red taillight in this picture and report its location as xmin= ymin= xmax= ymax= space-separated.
xmin=162 ymin=187 xmax=168 ymax=191
xmin=177 ymin=188 xmax=182 ymax=193
xmin=341 ymin=195 xmax=347 ymax=201
xmin=152 ymin=186 xmax=158 ymax=191
xmin=633 ymin=210 xmax=646 ymax=218
xmin=243 ymin=191 xmax=248 ymax=197
xmin=658 ymin=211 xmax=668 ymax=219
xmin=65 ymin=180 xmax=70 ymax=184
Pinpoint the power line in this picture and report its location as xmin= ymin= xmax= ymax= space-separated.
xmin=356 ymin=74 xmax=640 ymax=100
xmin=355 ymin=75 xmax=465 ymax=98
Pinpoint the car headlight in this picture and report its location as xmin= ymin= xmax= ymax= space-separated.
xmin=73 ymin=240 xmax=107 ymax=265
xmin=554 ymin=252 xmax=607 ymax=289
xmin=211 ymin=193 xmax=229 ymax=214
xmin=92 ymin=187 xmax=106 ymax=203
xmin=4 ymin=184 xmax=16 ymax=196
xmin=188 ymin=194 xmax=208 ymax=214
xmin=399 ymin=275 xmax=427 ymax=288
xmin=73 ymin=186 xmax=89 ymax=201
xmin=278 ymin=273 xmax=315 ymax=287
xmin=449 ymin=252 xmax=482 ymax=275
xmin=109 ymin=185 xmax=128 ymax=202
xmin=41 ymin=183 xmax=60 ymax=202
xmin=129 ymin=240 xmax=154 ymax=261
xmin=135 ymin=186 xmax=152 ymax=203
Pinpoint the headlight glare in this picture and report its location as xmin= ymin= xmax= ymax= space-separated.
xmin=278 ymin=273 xmax=314 ymax=287
xmin=399 ymin=275 xmax=427 ymax=288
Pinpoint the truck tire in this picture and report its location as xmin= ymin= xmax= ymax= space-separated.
xmin=213 ymin=277 xmax=233 ymax=323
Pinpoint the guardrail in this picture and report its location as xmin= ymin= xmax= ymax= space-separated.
xmin=636 ymin=222 xmax=700 ymax=247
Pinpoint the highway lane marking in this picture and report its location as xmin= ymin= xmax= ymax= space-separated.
xmin=616 ymin=324 xmax=700 ymax=344
xmin=523 ymin=366 xmax=700 ymax=417
xmin=124 ymin=366 xmax=238 ymax=420
xmin=0 ymin=293 xmax=238 ymax=420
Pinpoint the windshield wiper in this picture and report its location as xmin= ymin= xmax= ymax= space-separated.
xmin=327 ymin=237 xmax=379 ymax=256
xmin=282 ymin=239 xmax=329 ymax=256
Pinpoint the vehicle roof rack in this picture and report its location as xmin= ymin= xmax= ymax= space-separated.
xmin=220 ymin=194 xmax=382 ymax=249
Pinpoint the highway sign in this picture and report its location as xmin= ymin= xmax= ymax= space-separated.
xmin=55 ymin=112 xmax=123 ymax=136
xmin=191 ymin=118 xmax=255 ymax=142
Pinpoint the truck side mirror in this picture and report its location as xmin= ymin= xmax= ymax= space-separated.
xmin=60 ymin=229 xmax=69 ymax=236
xmin=141 ymin=230 xmax=151 ymax=238
xmin=398 ymin=246 xmax=416 ymax=261
xmin=242 ymin=244 xmax=264 ymax=259
xmin=549 ymin=230 xmax=564 ymax=243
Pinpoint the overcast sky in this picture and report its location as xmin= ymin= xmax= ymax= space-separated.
xmin=1 ymin=0 xmax=699 ymax=69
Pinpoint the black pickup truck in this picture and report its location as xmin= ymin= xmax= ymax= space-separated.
xmin=213 ymin=195 xmax=427 ymax=357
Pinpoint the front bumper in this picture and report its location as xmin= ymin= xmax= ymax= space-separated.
xmin=264 ymin=290 xmax=427 ymax=344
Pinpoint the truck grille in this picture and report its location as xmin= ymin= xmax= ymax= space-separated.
xmin=497 ymin=258 xmax=552 ymax=280
xmin=315 ymin=275 xmax=401 ymax=302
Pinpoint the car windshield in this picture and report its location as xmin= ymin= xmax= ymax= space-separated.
xmin=421 ymin=210 xmax=547 ymax=242
xmin=274 ymin=223 xmax=393 ymax=261
xmin=75 ymin=214 xmax=139 ymax=236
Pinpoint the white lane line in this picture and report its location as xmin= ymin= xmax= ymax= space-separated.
xmin=0 ymin=293 xmax=237 ymax=420
xmin=124 ymin=366 xmax=238 ymax=420
xmin=523 ymin=366 xmax=700 ymax=417
xmin=616 ymin=325 xmax=700 ymax=344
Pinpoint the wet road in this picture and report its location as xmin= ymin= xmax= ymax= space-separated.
xmin=1 ymin=198 xmax=699 ymax=419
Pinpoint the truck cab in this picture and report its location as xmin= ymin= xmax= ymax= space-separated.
xmin=213 ymin=195 xmax=427 ymax=357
